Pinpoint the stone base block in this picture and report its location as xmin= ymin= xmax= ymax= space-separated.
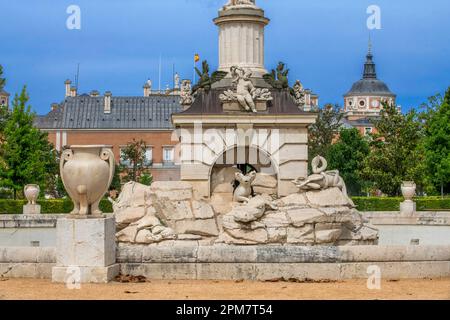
xmin=52 ymin=264 xmax=120 ymax=283
xmin=400 ymin=200 xmax=416 ymax=216
xmin=23 ymin=204 xmax=41 ymax=215
xmin=56 ymin=217 xmax=116 ymax=267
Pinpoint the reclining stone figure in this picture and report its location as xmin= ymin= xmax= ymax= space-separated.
xmin=293 ymin=155 xmax=355 ymax=207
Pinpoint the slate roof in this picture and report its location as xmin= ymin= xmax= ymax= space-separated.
xmin=345 ymin=51 xmax=395 ymax=97
xmin=177 ymin=89 xmax=312 ymax=116
xmin=35 ymin=94 xmax=182 ymax=130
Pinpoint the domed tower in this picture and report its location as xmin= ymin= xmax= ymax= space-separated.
xmin=344 ymin=42 xmax=396 ymax=121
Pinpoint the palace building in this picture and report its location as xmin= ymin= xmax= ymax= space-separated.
xmin=34 ymin=80 xmax=182 ymax=181
xmin=342 ymin=44 xmax=396 ymax=136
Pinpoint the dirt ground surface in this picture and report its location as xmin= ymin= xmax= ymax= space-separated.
xmin=0 ymin=278 xmax=449 ymax=300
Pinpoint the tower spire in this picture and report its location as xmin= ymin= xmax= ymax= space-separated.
xmin=363 ymin=38 xmax=377 ymax=79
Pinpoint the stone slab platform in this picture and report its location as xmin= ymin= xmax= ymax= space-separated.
xmin=120 ymin=261 xmax=450 ymax=281
xmin=117 ymin=244 xmax=450 ymax=264
xmin=1 ymin=245 xmax=450 ymax=280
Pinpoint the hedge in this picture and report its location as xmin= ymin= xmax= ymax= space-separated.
xmin=0 ymin=197 xmax=449 ymax=214
xmin=352 ymin=197 xmax=450 ymax=212
xmin=0 ymin=199 xmax=113 ymax=214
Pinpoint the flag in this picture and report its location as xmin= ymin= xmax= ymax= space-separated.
xmin=194 ymin=54 xmax=200 ymax=63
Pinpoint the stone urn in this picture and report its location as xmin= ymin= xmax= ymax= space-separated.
xmin=24 ymin=184 xmax=40 ymax=205
xmin=60 ymin=145 xmax=115 ymax=218
xmin=401 ymin=181 xmax=416 ymax=201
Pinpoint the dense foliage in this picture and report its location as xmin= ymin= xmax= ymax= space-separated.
xmin=361 ymin=102 xmax=426 ymax=196
xmin=0 ymin=87 xmax=57 ymax=199
xmin=327 ymin=128 xmax=370 ymax=196
xmin=422 ymin=88 xmax=450 ymax=196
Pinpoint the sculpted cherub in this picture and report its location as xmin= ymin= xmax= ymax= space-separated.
xmin=231 ymin=66 xmax=257 ymax=113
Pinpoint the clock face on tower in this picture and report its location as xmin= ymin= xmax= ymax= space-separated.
xmin=371 ymin=100 xmax=380 ymax=108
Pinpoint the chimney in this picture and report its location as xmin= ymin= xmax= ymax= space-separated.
xmin=143 ymin=79 xmax=152 ymax=97
xmin=90 ymin=90 xmax=100 ymax=97
xmin=65 ymin=80 xmax=71 ymax=97
xmin=143 ymin=83 xmax=151 ymax=97
xmin=104 ymin=91 xmax=112 ymax=114
xmin=51 ymin=103 xmax=59 ymax=111
xmin=70 ymin=86 xmax=77 ymax=97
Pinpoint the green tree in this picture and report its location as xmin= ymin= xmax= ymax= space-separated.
xmin=0 ymin=65 xmax=10 ymax=138
xmin=139 ymin=173 xmax=153 ymax=186
xmin=109 ymin=164 xmax=122 ymax=192
xmin=423 ymin=87 xmax=450 ymax=197
xmin=327 ymin=128 xmax=370 ymax=196
xmin=308 ymin=104 xmax=343 ymax=163
xmin=0 ymin=65 xmax=5 ymax=91
xmin=120 ymin=139 xmax=148 ymax=182
xmin=362 ymin=102 xmax=425 ymax=196
xmin=0 ymin=86 xmax=57 ymax=199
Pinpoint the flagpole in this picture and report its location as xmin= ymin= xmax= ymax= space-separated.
xmin=193 ymin=57 xmax=196 ymax=84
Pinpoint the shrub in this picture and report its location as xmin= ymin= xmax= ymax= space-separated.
xmin=352 ymin=196 xmax=450 ymax=212
xmin=0 ymin=199 xmax=113 ymax=214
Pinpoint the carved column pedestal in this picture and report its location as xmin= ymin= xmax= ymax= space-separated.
xmin=51 ymin=216 xmax=119 ymax=284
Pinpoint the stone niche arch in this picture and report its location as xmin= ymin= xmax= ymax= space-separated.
xmin=209 ymin=145 xmax=279 ymax=197
xmin=177 ymin=125 xmax=310 ymax=200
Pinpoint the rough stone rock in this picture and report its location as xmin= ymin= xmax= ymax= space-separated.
xmin=116 ymin=225 xmax=138 ymax=243
xmin=305 ymin=187 xmax=353 ymax=207
xmin=210 ymin=192 xmax=233 ymax=215
xmin=175 ymin=219 xmax=219 ymax=237
xmin=211 ymin=167 xmax=240 ymax=193
xmin=115 ymin=207 xmax=147 ymax=229
xmin=231 ymin=194 xmax=275 ymax=223
xmin=267 ymin=227 xmax=287 ymax=243
xmin=192 ymin=201 xmax=215 ymax=219
xmin=226 ymin=228 xmax=269 ymax=244
xmin=153 ymin=199 xmax=193 ymax=222
xmin=133 ymin=213 xmax=161 ymax=230
xmin=150 ymin=181 xmax=193 ymax=201
xmin=177 ymin=234 xmax=203 ymax=241
xmin=287 ymin=225 xmax=315 ymax=244
xmin=134 ymin=226 xmax=177 ymax=244
xmin=287 ymin=208 xmax=325 ymax=227
xmin=275 ymin=193 xmax=308 ymax=207
xmin=252 ymin=173 xmax=277 ymax=189
xmin=212 ymin=183 xmax=234 ymax=194
xmin=113 ymin=182 xmax=152 ymax=209
xmin=315 ymin=229 xmax=342 ymax=244
xmin=253 ymin=186 xmax=277 ymax=196
xmin=261 ymin=212 xmax=289 ymax=228
xmin=233 ymin=206 xmax=265 ymax=223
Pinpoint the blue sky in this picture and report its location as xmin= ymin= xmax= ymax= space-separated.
xmin=1 ymin=0 xmax=449 ymax=115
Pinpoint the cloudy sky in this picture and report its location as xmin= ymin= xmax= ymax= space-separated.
xmin=1 ymin=0 xmax=449 ymax=114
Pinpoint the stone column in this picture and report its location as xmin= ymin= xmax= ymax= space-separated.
xmin=214 ymin=6 xmax=270 ymax=77
xmin=51 ymin=216 xmax=119 ymax=284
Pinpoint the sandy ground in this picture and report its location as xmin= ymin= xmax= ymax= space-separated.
xmin=0 ymin=278 xmax=449 ymax=300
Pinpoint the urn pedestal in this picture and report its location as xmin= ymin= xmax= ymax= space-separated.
xmin=60 ymin=145 xmax=115 ymax=218
xmin=51 ymin=217 xmax=119 ymax=283
xmin=400 ymin=181 xmax=417 ymax=217
xmin=23 ymin=184 xmax=41 ymax=215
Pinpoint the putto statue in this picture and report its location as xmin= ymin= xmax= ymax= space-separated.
xmin=179 ymin=79 xmax=194 ymax=106
xmin=293 ymin=80 xmax=306 ymax=107
xmin=219 ymin=66 xmax=272 ymax=113
xmin=224 ymin=0 xmax=256 ymax=9
xmin=293 ymin=156 xmax=355 ymax=206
